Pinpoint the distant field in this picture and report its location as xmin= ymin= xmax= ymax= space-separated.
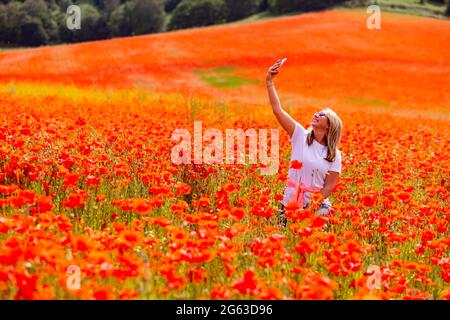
xmin=235 ymin=0 xmax=450 ymax=24
xmin=0 ymin=9 xmax=449 ymax=112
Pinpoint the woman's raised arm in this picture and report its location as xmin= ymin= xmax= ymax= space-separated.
xmin=266 ymin=59 xmax=297 ymax=138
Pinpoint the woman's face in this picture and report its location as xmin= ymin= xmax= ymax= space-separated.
xmin=311 ymin=110 xmax=329 ymax=131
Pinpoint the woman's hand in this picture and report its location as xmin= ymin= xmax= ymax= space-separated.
xmin=266 ymin=58 xmax=287 ymax=83
xmin=266 ymin=57 xmax=296 ymax=137
xmin=320 ymin=172 xmax=340 ymax=198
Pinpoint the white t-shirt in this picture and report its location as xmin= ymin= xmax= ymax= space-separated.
xmin=282 ymin=122 xmax=342 ymax=206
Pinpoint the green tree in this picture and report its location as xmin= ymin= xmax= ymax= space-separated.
xmin=3 ymin=1 xmax=28 ymax=44
xmin=71 ymin=3 xmax=106 ymax=42
xmin=164 ymin=0 xmax=182 ymax=12
xmin=168 ymin=0 xmax=228 ymax=31
xmin=130 ymin=0 xmax=165 ymax=35
xmin=0 ymin=4 xmax=8 ymax=43
xmin=105 ymin=0 xmax=121 ymax=15
xmin=19 ymin=16 xmax=49 ymax=46
xmin=22 ymin=0 xmax=48 ymax=17
xmin=225 ymin=0 xmax=262 ymax=21
xmin=108 ymin=2 xmax=133 ymax=37
xmin=259 ymin=0 xmax=269 ymax=11
xmin=268 ymin=0 xmax=348 ymax=14
xmin=22 ymin=0 xmax=59 ymax=42
xmin=108 ymin=0 xmax=165 ymax=37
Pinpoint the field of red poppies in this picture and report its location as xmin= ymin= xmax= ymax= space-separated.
xmin=0 ymin=9 xmax=449 ymax=299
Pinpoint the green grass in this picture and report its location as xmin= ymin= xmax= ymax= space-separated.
xmin=193 ymin=66 xmax=260 ymax=89
xmin=0 ymin=46 xmax=30 ymax=52
xmin=344 ymin=98 xmax=391 ymax=108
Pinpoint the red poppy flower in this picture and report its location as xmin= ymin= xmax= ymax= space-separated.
xmin=290 ymin=160 xmax=303 ymax=170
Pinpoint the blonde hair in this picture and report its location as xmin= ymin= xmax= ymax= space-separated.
xmin=306 ymin=107 xmax=342 ymax=162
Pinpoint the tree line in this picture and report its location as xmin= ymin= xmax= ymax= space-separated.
xmin=0 ymin=0 xmax=448 ymax=47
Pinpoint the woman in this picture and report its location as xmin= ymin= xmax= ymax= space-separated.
xmin=266 ymin=58 xmax=343 ymax=228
